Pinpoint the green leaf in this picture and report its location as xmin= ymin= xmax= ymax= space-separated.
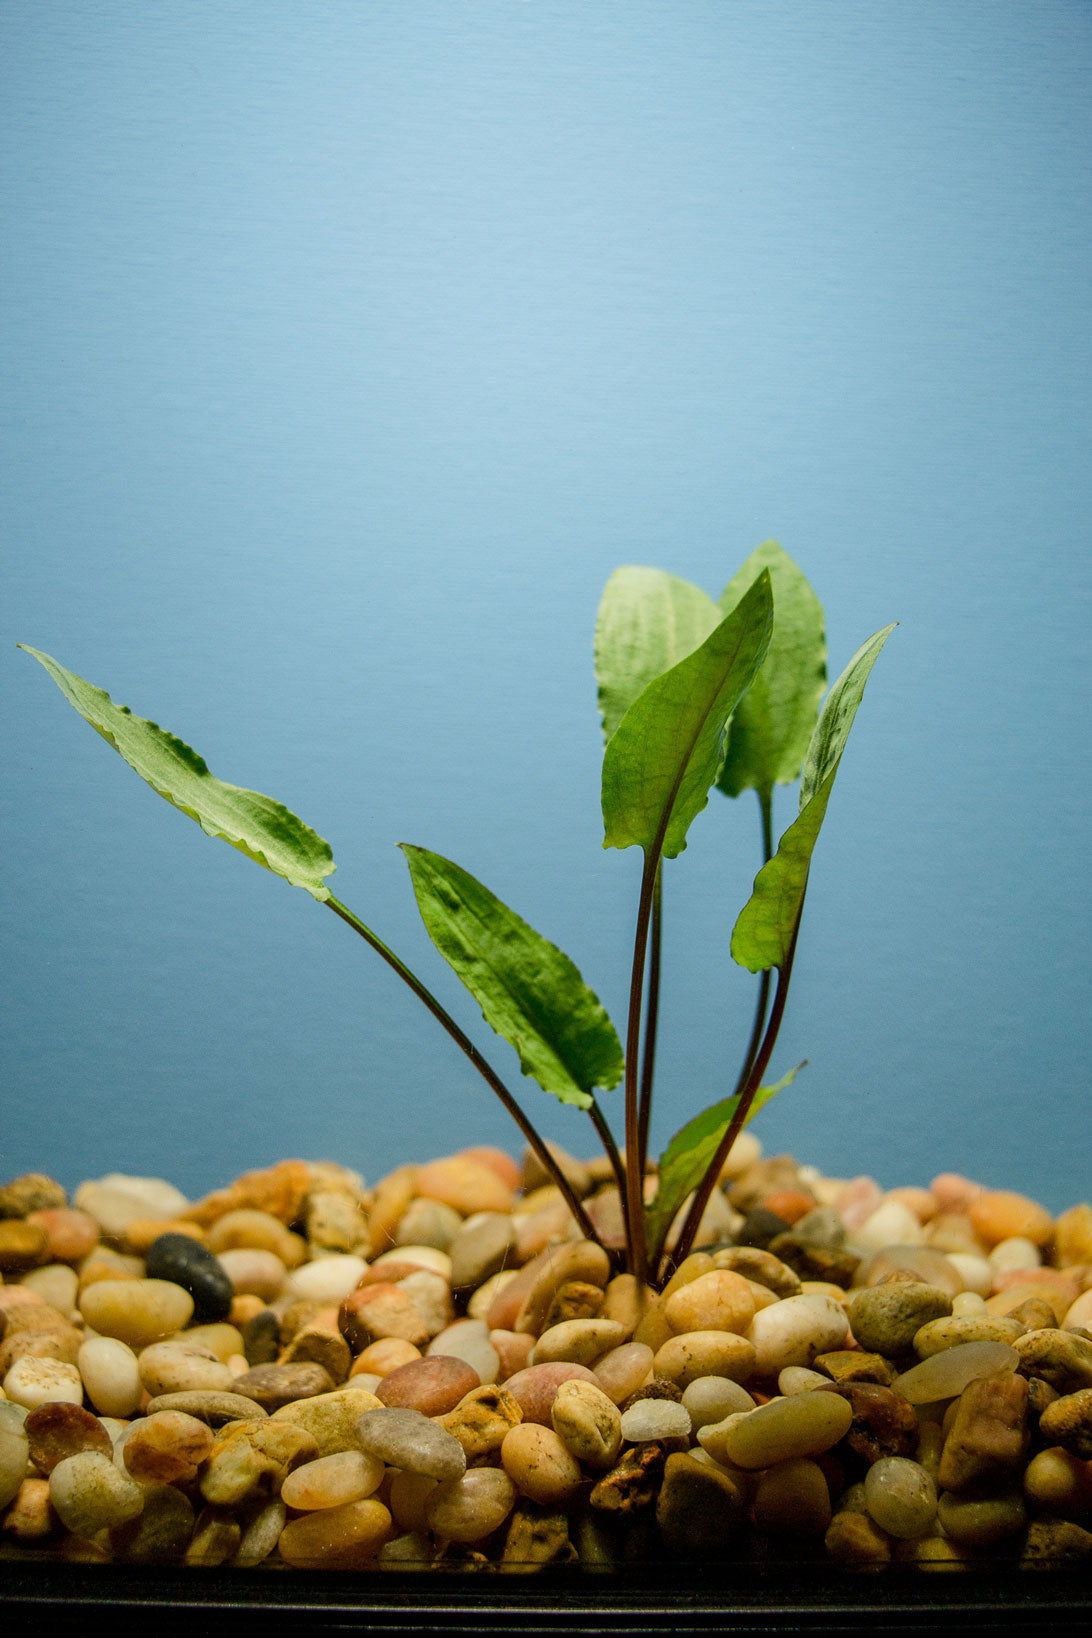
xmin=643 ymin=1063 xmax=803 ymax=1261
xmin=716 ymin=540 xmax=827 ymax=801
xmin=19 ymin=646 xmax=336 ymax=900
xmin=601 ymin=572 xmax=774 ymax=860
xmin=595 ymin=567 xmax=721 ymax=746
xmin=730 ymin=624 xmax=896 ymax=972
xmin=399 ymin=844 xmax=624 ymax=1110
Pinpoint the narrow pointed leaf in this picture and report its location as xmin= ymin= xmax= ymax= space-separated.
xmin=601 ymin=572 xmax=774 ymax=860
xmin=400 ymin=844 xmax=624 ymax=1109
xmin=731 ymin=624 xmax=896 ymax=972
xmin=716 ymin=540 xmax=827 ymax=801
xmin=643 ymin=1064 xmax=803 ymax=1262
xmin=595 ymin=566 xmax=721 ymax=746
xmin=20 ymin=646 xmax=336 ymax=899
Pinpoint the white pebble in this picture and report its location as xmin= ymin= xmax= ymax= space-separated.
xmin=19 ymin=1264 xmax=79 ymax=1314
xmin=747 ymin=1294 xmax=848 ymax=1374
xmin=945 ymin=1253 xmax=993 ymax=1297
xmin=371 ymin=1245 xmax=452 ymax=1279
xmin=284 ymin=1254 xmax=368 ymax=1304
xmin=951 ymin=1292 xmax=988 ymax=1319
xmin=427 ymin=1318 xmax=500 ymax=1384
xmin=619 ymin=1399 xmax=692 ymax=1443
xmin=853 ymin=1200 xmax=924 ymax=1251
xmin=78 ymin=1335 xmax=143 ymax=1417
xmin=3 ymin=1355 xmax=83 ymax=1409
xmin=988 ymin=1237 xmax=1041 ymax=1276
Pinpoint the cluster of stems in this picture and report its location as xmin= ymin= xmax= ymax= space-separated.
xmin=327 ymin=785 xmax=800 ymax=1294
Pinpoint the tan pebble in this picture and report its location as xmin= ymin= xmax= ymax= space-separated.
xmin=825 ymin=1507 xmax=893 ymax=1565
xmin=550 ymin=1378 xmax=621 ymax=1469
xmin=230 ymin=1294 xmax=269 ymax=1327
xmin=388 ymin=1469 xmax=441 ymax=1532
xmin=913 ymin=1315 xmax=1025 ymax=1357
xmin=660 ymin=1252 xmax=716 ymax=1299
xmin=513 ymin=1241 xmax=612 ymax=1336
xmin=924 ymin=1212 xmax=987 ymax=1257
xmin=592 ymin=1341 xmax=655 ymax=1404
xmin=3 ymin=1354 xmax=83 ymax=1408
xmin=1052 ymin=1203 xmax=1092 ymax=1269
xmin=425 ymin=1465 xmax=516 ymax=1542
xmin=858 ymin=1245 xmax=965 ymax=1296
xmin=200 ymin=1418 xmax=319 ymax=1506
xmin=231 ymin=1360 xmax=336 ymax=1411
xmin=653 ymin=1329 xmax=756 ymax=1389
xmin=121 ymin=1218 xmax=205 ymax=1257
xmin=0 ymin=1324 xmax=81 ymax=1377
xmin=393 ymin=1197 xmax=463 ymax=1252
xmin=365 ymin=1167 xmax=419 ymax=1256
xmin=355 ymin=1337 xmax=421 ymax=1376
xmin=936 ymin=1485 xmax=1026 ymax=1544
xmin=215 ymin=1248 xmax=287 ymax=1301
xmin=0 ymin=1284 xmax=47 ymax=1316
xmin=376 ymin=1354 xmax=479 ymax=1416
xmin=23 ymin=1402 xmax=110 ymax=1475
xmin=753 ymin=1456 xmax=832 ymax=1534
xmin=469 ymin=1269 xmax=520 ymax=1322
xmin=285 ymin=1254 xmax=369 ymax=1306
xmin=16 ymin=1264 xmax=75 ymax=1315
xmin=49 ymin=1450 xmax=145 ymax=1536
xmin=0 ymin=1220 xmax=48 ymax=1273
xmin=1 ymin=1475 xmax=57 ymax=1541
xmin=181 ymin=1322 xmax=244 ymax=1363
xmin=501 ymin=1421 xmax=582 ymax=1505
xmin=531 ymin=1317 xmax=627 ymax=1367
xmin=711 ymin=1389 xmax=854 ymax=1469
xmin=280 ymin=1449 xmax=385 ymax=1510
xmin=395 ymin=1268 xmax=453 ymax=1338
xmin=1023 ymin=1445 xmax=1092 ymax=1511
xmin=143 ymin=1390 xmax=267 ymax=1426
xmin=448 ymin=1212 xmax=516 ymax=1292
xmin=415 ymin=1155 xmax=515 ymax=1217
xmin=747 ymin=1294 xmax=848 ymax=1374
xmin=206 ymin=1208 xmax=303 ymax=1266
xmin=426 ymin=1317 xmax=499 ymax=1384
xmin=137 ymin=1339 xmax=235 ymax=1397
xmin=183 ymin=1160 xmax=311 ymax=1230
xmin=437 ymin=1383 xmax=523 ymax=1459
xmin=985 ymin=1282 xmax=1070 ymax=1324
xmin=599 ymin=1273 xmax=649 ymax=1338
xmin=489 ymin=1329 xmax=535 ymax=1382
xmin=1064 ymin=1289 xmax=1092 ymax=1331
xmin=969 ymin=1190 xmax=1054 ymax=1250
xmin=269 ymin=1386 xmax=383 ymax=1455
xmin=460 ymin=1146 xmax=521 ymax=1191
xmin=663 ymin=1270 xmax=755 ymax=1336
xmin=279 ymin=1317 xmax=352 ymax=1384
xmin=339 ymin=1283 xmax=429 ymax=1350
xmin=123 ymin=1410 xmax=214 ymax=1486
xmin=78 ymin=1278 xmax=194 ymax=1349
xmin=24 ymin=1209 xmax=100 ymax=1264
xmin=371 ymin=1244 xmax=452 ymax=1279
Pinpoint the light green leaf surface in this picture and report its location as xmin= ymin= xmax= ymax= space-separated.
xmin=716 ymin=540 xmax=827 ymax=801
xmin=20 ymin=646 xmax=336 ymax=899
xmin=595 ymin=567 xmax=721 ymax=745
xmin=601 ymin=572 xmax=774 ymax=860
xmin=400 ymin=844 xmax=624 ymax=1109
xmin=643 ymin=1064 xmax=802 ymax=1261
xmin=730 ymin=624 xmax=896 ymax=972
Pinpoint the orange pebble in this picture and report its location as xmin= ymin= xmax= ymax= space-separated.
xmin=458 ymin=1146 xmax=521 ymax=1191
xmin=0 ymin=1285 xmax=46 ymax=1314
xmin=414 ymin=1155 xmax=515 ymax=1216
xmin=25 ymin=1209 xmax=101 ymax=1264
xmin=759 ymin=1190 xmax=816 ymax=1226
xmin=969 ymin=1190 xmax=1054 ymax=1249
xmin=354 ymin=1337 xmax=421 ymax=1376
xmin=930 ymin=1173 xmax=986 ymax=1212
xmin=122 ymin=1218 xmax=206 ymax=1256
xmin=992 ymin=1266 xmax=1080 ymax=1306
xmin=229 ymin=1294 xmax=266 ymax=1326
xmin=985 ymin=1282 xmax=1071 ymax=1324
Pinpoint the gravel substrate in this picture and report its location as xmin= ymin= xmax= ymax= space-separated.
xmin=2 ymin=1135 xmax=1091 ymax=1574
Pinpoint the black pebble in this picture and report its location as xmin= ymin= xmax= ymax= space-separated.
xmin=145 ymin=1232 xmax=234 ymax=1323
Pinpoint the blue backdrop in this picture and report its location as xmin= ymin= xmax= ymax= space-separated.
xmin=3 ymin=1 xmax=1089 ymax=1210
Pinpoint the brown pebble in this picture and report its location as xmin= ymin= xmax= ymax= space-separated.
xmin=230 ymin=1361 xmax=336 ymax=1411
xmin=503 ymin=1361 xmax=602 ymax=1426
xmin=937 ymin=1370 xmax=1028 ymax=1491
xmin=0 ymin=1173 xmax=67 ymax=1217
xmin=588 ymin=1441 xmax=667 ymax=1513
xmin=829 ymin=1383 xmax=918 ymax=1465
xmin=1 ymin=1477 xmax=58 ymax=1541
xmin=375 ymin=1354 xmax=480 ymax=1416
xmin=0 ymin=1220 xmax=48 ymax=1272
xmin=25 ymin=1402 xmax=113 ymax=1474
xmin=338 ymin=1283 xmax=429 ymax=1350
xmin=123 ymin=1410 xmax=215 ymax=1486
xmin=437 ymin=1384 xmax=524 ymax=1458
xmin=25 ymin=1208 xmax=101 ymax=1264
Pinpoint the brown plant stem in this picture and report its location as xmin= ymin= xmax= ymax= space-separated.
xmin=667 ymin=900 xmax=804 ymax=1272
xmin=635 ymin=860 xmax=662 ymax=1181
xmin=622 ymin=850 xmax=660 ymax=1284
xmin=588 ymin=1096 xmax=629 ymax=1242
xmin=324 ymin=892 xmax=600 ymax=1246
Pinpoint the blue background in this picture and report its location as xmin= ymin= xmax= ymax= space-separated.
xmin=2 ymin=1 xmax=1089 ymax=1209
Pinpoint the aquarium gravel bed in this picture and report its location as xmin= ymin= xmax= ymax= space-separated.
xmin=2 ymin=1139 xmax=1092 ymax=1589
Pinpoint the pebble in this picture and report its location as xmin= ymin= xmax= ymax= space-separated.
xmin=863 ymin=1456 xmax=937 ymax=1538
xmin=354 ymin=1405 xmax=466 ymax=1481
xmin=49 ymin=1450 xmax=145 ymax=1537
xmin=137 ymin=1339 xmax=236 ymax=1397
xmin=705 ymin=1389 xmax=854 ymax=1469
xmin=747 ymin=1293 xmax=848 ymax=1373
xmin=280 ymin=1449 xmax=385 ymax=1509
xmin=278 ymin=1497 xmax=392 ymax=1567
xmin=592 ymin=1342 xmax=655 ymax=1405
xmin=415 ymin=1155 xmax=516 ymax=1217
xmin=122 ymin=1411 xmax=214 ymax=1486
xmin=681 ymin=1375 xmax=756 ymax=1427
xmin=500 ymin=1422 xmax=583 ymax=1504
xmin=375 ymin=1354 xmax=480 ymax=1416
xmin=145 ymin=1390 xmax=267 ymax=1426
xmin=752 ymin=1456 xmax=832 ymax=1535
xmin=503 ymin=1361 xmax=601 ymax=1425
xmin=968 ymin=1189 xmax=1054 ymax=1249
xmin=3 ymin=1355 xmax=84 ymax=1408
xmin=269 ymin=1387 xmax=383 ymax=1455
xmin=654 ymin=1330 xmax=756 ymax=1388
xmin=78 ymin=1278 xmax=194 ymax=1349
xmin=285 ymin=1254 xmax=369 ymax=1305
xmin=0 ymin=1407 xmax=30 ymax=1509
xmin=24 ymin=1402 xmax=112 ymax=1473
xmin=847 ymin=1283 xmax=952 ymax=1357
xmin=427 ymin=1318 xmax=500 ymax=1384
xmin=424 ymin=1466 xmax=517 ymax=1542
xmin=437 ymin=1384 xmax=524 ymax=1459
xmin=231 ymin=1361 xmax=335 ymax=1411
xmin=75 ymin=1333 xmax=141 ymax=1417
xmin=619 ymin=1398 xmax=692 ymax=1443
xmin=142 ymin=1233 xmax=234 ymax=1323
xmin=531 ymin=1317 xmax=627 ymax=1367
xmin=892 ymin=1340 xmax=1020 ymax=1404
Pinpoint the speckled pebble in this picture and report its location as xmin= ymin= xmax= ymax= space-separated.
xmin=354 ymin=1405 xmax=466 ymax=1481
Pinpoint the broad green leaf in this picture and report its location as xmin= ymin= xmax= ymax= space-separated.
xmin=400 ymin=844 xmax=624 ymax=1110
xmin=730 ymin=624 xmax=896 ymax=972
xmin=601 ymin=572 xmax=774 ymax=860
xmin=20 ymin=646 xmax=336 ymax=900
xmin=716 ymin=540 xmax=827 ymax=801
xmin=643 ymin=1063 xmax=803 ymax=1261
xmin=595 ymin=567 xmax=721 ymax=745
